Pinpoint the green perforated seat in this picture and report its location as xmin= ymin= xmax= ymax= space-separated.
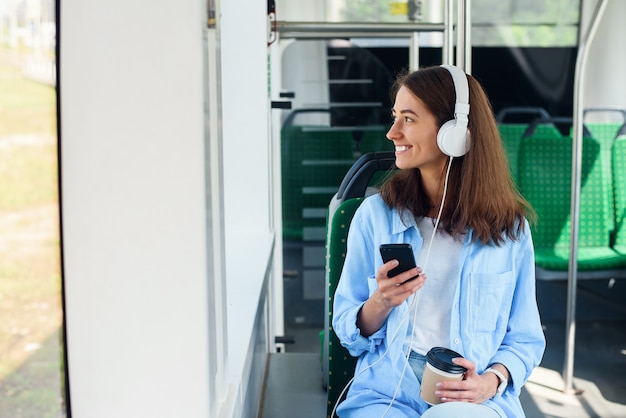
xmin=586 ymin=122 xmax=624 ymax=145
xmin=590 ymin=123 xmax=625 ymax=228
xmin=583 ymin=108 xmax=626 ymax=236
xmin=584 ymin=107 xmax=625 ymax=151
xmin=613 ymin=137 xmax=626 ymax=255
xmin=281 ymin=126 xmax=354 ymax=241
xmin=571 ymin=122 xmax=624 ymax=234
xmin=498 ymin=124 xmax=561 ymax=184
xmin=498 ymin=123 xmax=528 ymax=183
xmin=518 ymin=134 xmax=626 ymax=271
xmin=495 ymin=107 xmax=553 ymax=184
xmin=359 ymin=125 xmax=393 ymax=156
xmin=323 ymin=198 xmax=362 ymax=418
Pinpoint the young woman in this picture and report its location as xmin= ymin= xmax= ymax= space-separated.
xmin=332 ymin=65 xmax=545 ymax=418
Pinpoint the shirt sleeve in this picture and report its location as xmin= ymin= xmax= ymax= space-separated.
xmin=490 ymin=220 xmax=546 ymax=395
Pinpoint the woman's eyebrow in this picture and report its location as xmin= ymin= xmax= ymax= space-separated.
xmin=392 ymin=109 xmax=418 ymax=117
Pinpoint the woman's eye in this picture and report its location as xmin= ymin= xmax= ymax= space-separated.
xmin=390 ymin=115 xmax=413 ymax=124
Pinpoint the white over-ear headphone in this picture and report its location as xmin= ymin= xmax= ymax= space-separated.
xmin=437 ymin=65 xmax=470 ymax=157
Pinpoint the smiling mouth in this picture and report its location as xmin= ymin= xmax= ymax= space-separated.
xmin=395 ymin=145 xmax=411 ymax=152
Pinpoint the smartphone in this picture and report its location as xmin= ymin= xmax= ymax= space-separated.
xmin=379 ymin=243 xmax=419 ymax=282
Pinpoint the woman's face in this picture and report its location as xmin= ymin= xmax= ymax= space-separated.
xmin=386 ymin=85 xmax=447 ymax=172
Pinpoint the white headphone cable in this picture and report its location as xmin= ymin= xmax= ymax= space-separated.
xmin=330 ymin=309 xmax=413 ymax=417
xmin=331 ymin=156 xmax=454 ymax=418
xmin=381 ymin=155 xmax=454 ymax=417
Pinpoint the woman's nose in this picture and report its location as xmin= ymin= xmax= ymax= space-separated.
xmin=386 ymin=122 xmax=399 ymax=141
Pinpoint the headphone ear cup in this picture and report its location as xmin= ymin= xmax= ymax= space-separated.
xmin=437 ymin=120 xmax=470 ymax=157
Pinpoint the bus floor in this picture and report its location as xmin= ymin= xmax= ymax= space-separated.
xmin=262 ymin=279 xmax=626 ymax=418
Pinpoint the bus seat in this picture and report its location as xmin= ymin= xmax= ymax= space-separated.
xmin=281 ymin=125 xmax=355 ymax=241
xmin=518 ymin=133 xmax=626 ymax=277
xmin=359 ymin=125 xmax=393 ymax=157
xmin=495 ymin=107 xmax=551 ymax=183
xmin=281 ymin=121 xmax=392 ymax=242
xmin=613 ymin=136 xmax=626 ymax=256
xmin=281 ymin=112 xmax=394 ymax=328
xmin=496 ymin=106 xmax=551 ymax=124
xmin=583 ymin=107 xmax=626 ymax=236
xmin=521 ymin=117 xmax=578 ymax=139
xmin=524 ymin=117 xmax=616 ymax=237
xmin=585 ymin=121 xmax=624 ymax=146
xmin=323 ymin=197 xmax=362 ymax=416
xmin=498 ymin=123 xmax=531 ymax=184
xmin=583 ymin=107 xmax=626 ymax=147
xmin=281 ymin=121 xmax=356 ymax=328
xmin=322 ymin=152 xmax=395 ymax=417
xmin=503 ymin=121 xmax=562 ymax=183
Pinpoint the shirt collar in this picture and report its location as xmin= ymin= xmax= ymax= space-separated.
xmin=392 ymin=207 xmax=418 ymax=234
xmin=391 ymin=206 xmax=476 ymax=244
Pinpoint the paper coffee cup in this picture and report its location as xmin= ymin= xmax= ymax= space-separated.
xmin=420 ymin=347 xmax=467 ymax=405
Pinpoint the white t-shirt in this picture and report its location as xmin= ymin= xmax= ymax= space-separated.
xmin=409 ymin=217 xmax=464 ymax=355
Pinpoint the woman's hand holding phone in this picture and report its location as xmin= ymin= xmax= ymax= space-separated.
xmin=375 ymin=244 xmax=426 ymax=309
xmin=375 ymin=258 xmax=425 ymax=309
xmin=356 ymin=244 xmax=426 ymax=337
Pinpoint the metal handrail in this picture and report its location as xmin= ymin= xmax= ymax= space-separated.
xmin=275 ymin=0 xmax=468 ymax=71
xmin=275 ymin=21 xmax=446 ymax=39
xmin=565 ymin=0 xmax=609 ymax=395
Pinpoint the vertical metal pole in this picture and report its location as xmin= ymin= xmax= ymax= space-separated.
xmin=443 ymin=0 xmax=453 ymax=65
xmin=409 ymin=32 xmax=420 ymax=71
xmin=564 ymin=0 xmax=608 ymax=394
xmin=463 ymin=0 xmax=471 ymax=73
xmin=455 ymin=0 xmax=471 ymax=72
xmin=455 ymin=0 xmax=465 ymax=69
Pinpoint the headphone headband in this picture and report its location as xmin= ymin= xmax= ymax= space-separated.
xmin=440 ymin=64 xmax=470 ymax=114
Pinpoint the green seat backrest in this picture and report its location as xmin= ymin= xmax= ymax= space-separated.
xmin=518 ymin=134 xmax=607 ymax=253
xmin=359 ymin=125 xmax=393 ymax=155
xmin=613 ymin=137 xmax=626 ymax=250
xmin=324 ymin=198 xmax=363 ymax=418
xmin=525 ymin=123 xmax=563 ymax=139
xmin=586 ymin=122 xmax=623 ymax=146
xmin=573 ymin=122 xmax=622 ymax=233
xmin=498 ymin=123 xmax=528 ymax=183
xmin=281 ymin=126 xmax=355 ymax=241
xmin=498 ymin=120 xmax=561 ymax=184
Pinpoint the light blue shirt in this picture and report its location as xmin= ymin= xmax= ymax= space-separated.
xmin=332 ymin=194 xmax=546 ymax=417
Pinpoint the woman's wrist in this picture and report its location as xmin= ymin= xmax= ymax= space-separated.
xmin=357 ymin=295 xmax=391 ymax=337
xmin=483 ymin=364 xmax=509 ymax=397
xmin=482 ymin=370 xmax=501 ymax=398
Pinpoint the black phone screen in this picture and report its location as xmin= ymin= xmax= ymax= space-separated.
xmin=379 ymin=243 xmax=418 ymax=282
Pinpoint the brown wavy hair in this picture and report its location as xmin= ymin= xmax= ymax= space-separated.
xmin=379 ymin=66 xmax=534 ymax=245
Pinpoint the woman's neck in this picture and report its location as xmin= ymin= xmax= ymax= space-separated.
xmin=422 ymin=180 xmax=443 ymax=210
xmin=420 ymin=160 xmax=446 ymax=199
